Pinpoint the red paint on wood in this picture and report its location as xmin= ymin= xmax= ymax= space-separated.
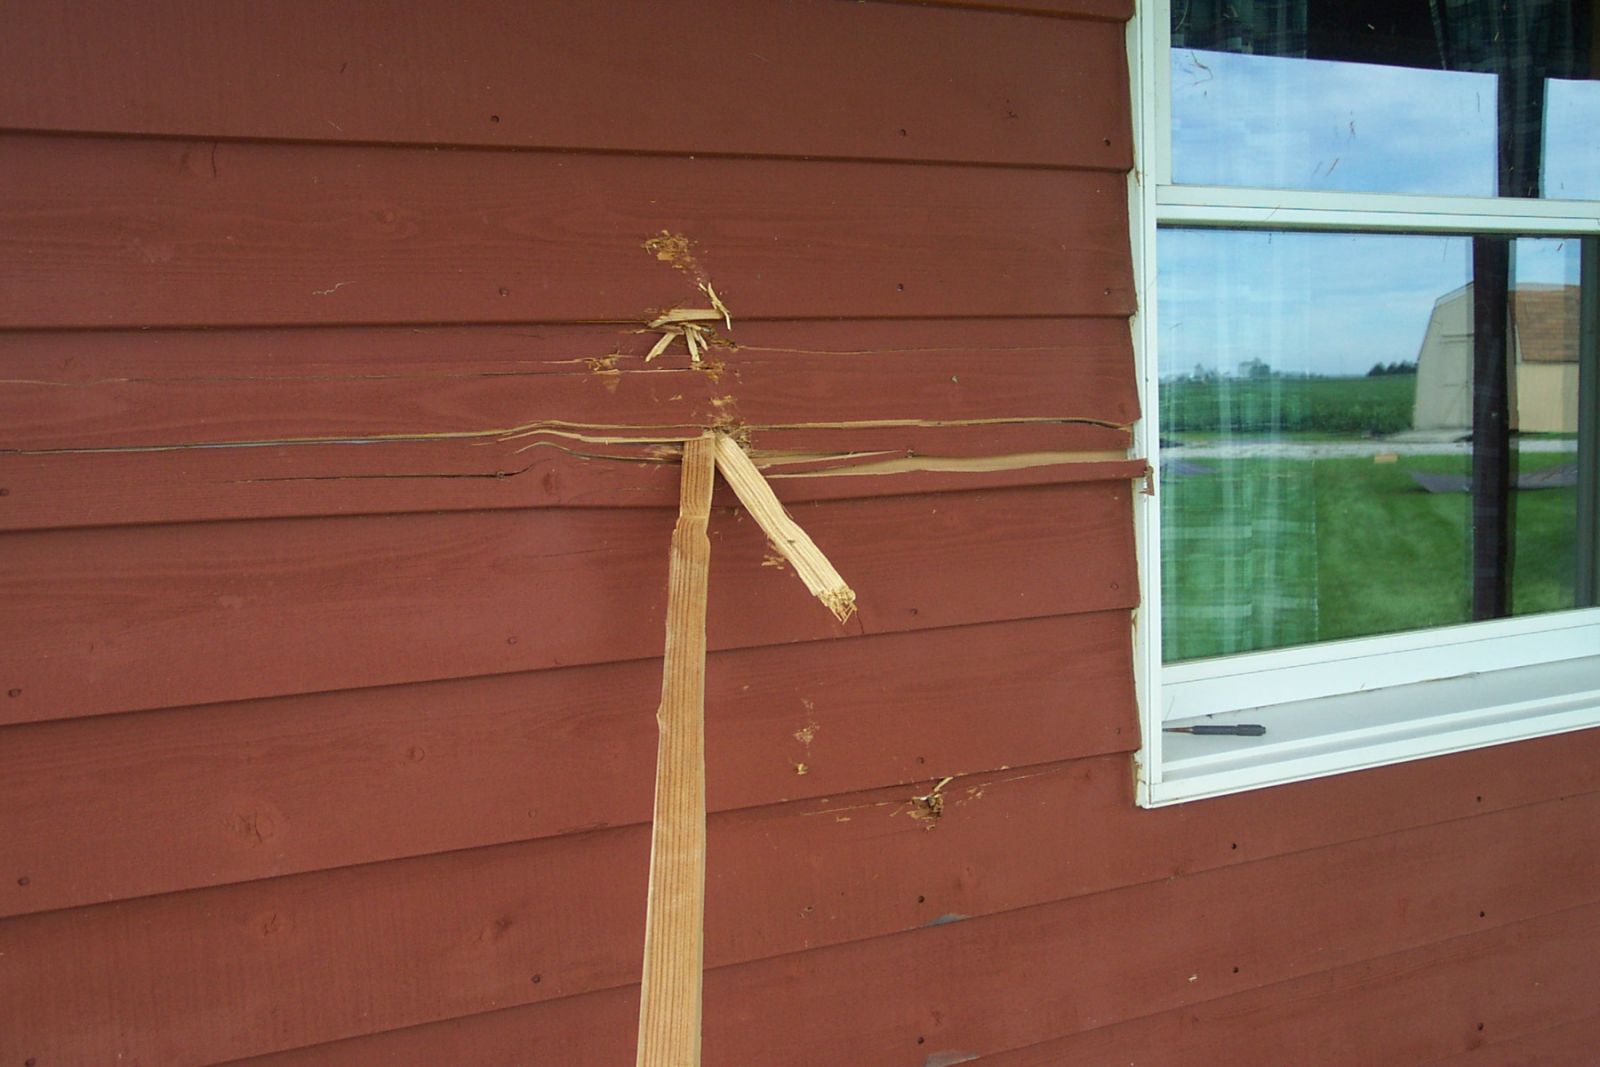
xmin=0 ymin=135 xmax=1134 ymax=328
xmin=45 ymin=784 xmax=1598 ymax=1066
xmin=0 ymin=612 xmax=1134 ymax=917
xmin=0 ymin=444 xmax=1143 ymax=531
xmin=0 ymin=1 xmax=1131 ymax=169
xmin=980 ymin=903 xmax=1600 ymax=1066
xmin=12 ymin=700 xmax=1600 ymax=929
xmin=1432 ymin=1013 xmax=1600 ymax=1065
xmin=1 ymin=318 xmax=1136 ymax=453
xmin=0 ymin=482 xmax=1137 ymax=724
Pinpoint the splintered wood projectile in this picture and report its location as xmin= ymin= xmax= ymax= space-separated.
xmin=713 ymin=434 xmax=858 ymax=623
xmin=635 ymin=431 xmax=856 ymax=1067
xmin=635 ymin=432 xmax=716 ymax=1067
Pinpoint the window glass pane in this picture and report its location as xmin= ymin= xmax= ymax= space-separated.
xmin=1158 ymin=229 xmax=1588 ymax=663
xmin=1170 ymin=0 xmax=1597 ymax=199
xmin=1545 ymin=77 xmax=1600 ymax=199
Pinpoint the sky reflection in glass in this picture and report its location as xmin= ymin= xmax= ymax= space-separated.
xmin=1172 ymin=48 xmax=1498 ymax=196
xmin=1159 ymin=232 xmax=1580 ymax=379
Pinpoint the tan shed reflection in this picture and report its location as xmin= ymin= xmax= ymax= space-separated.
xmin=1413 ymin=283 xmax=1581 ymax=434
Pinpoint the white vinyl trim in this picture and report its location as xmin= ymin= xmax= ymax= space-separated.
xmin=1148 ymin=655 xmax=1600 ymax=805
xmin=1164 ymin=609 xmax=1600 ymax=721
xmin=1129 ymin=0 xmax=1600 ymax=807
xmin=1157 ymin=185 xmax=1600 ymax=235
xmin=1128 ymin=3 xmax=1167 ymax=804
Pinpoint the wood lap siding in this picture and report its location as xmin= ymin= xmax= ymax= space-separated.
xmin=0 ymin=3 xmax=1595 ymax=1066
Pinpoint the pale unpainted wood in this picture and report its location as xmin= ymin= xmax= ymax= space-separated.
xmin=636 ymin=433 xmax=717 ymax=1067
xmin=713 ymin=435 xmax=857 ymax=623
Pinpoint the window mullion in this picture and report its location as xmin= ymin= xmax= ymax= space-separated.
xmin=1155 ymin=185 xmax=1600 ymax=236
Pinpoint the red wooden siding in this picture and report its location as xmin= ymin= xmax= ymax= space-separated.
xmin=2 ymin=2 xmax=1596 ymax=1065
xmin=0 ymin=1 xmax=1131 ymax=166
xmin=0 ymin=136 xmax=1132 ymax=328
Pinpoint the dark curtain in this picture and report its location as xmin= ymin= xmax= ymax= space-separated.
xmin=1171 ymin=0 xmax=1307 ymax=56
xmin=1432 ymin=0 xmax=1588 ymax=196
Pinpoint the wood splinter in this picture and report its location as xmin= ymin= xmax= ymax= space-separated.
xmin=712 ymin=434 xmax=857 ymax=623
xmin=635 ymin=431 xmax=855 ymax=1067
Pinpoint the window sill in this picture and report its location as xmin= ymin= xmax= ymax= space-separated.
xmin=1143 ymin=654 xmax=1600 ymax=806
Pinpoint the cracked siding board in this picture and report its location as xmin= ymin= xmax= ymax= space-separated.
xmin=47 ymin=787 xmax=1600 ymax=1067
xmin=0 ymin=612 xmax=1137 ymax=919
xmin=0 ymin=134 xmax=1134 ymax=329
xmin=0 ymin=481 xmax=1137 ymax=726
xmin=0 ymin=1 xmax=1132 ymax=169
xmin=1 ymin=318 xmax=1138 ymax=454
xmin=0 ymin=445 xmax=1143 ymax=532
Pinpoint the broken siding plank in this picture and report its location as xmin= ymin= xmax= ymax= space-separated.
xmin=0 ymin=612 xmax=1136 ymax=919
xmin=0 ymin=315 xmax=1140 ymax=529
xmin=0 ymin=1 xmax=1131 ymax=169
xmin=0 ymin=135 xmax=1134 ymax=329
xmin=0 ymin=481 xmax=1137 ymax=725
xmin=33 ymin=787 xmax=1600 ymax=1066
xmin=0 ymin=317 xmax=1135 ymax=387
xmin=0 ymin=320 xmax=1137 ymax=454
xmin=0 ymin=442 xmax=1141 ymax=531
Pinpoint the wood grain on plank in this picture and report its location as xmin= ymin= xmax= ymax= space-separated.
xmin=713 ymin=435 xmax=856 ymax=622
xmin=1 ymin=318 xmax=1136 ymax=457
xmin=0 ymin=443 xmax=1142 ymax=531
xmin=1431 ymin=1013 xmax=1600 ymax=1065
xmin=0 ymin=1 xmax=1131 ymax=169
xmin=0 ymin=612 xmax=1134 ymax=919
xmin=635 ymin=435 xmax=715 ymax=1067
xmin=0 ymin=135 xmax=1134 ymax=329
xmin=14 ymin=640 xmax=1600 ymax=925
xmin=0 ymin=481 xmax=1136 ymax=725
xmin=30 ymin=784 xmax=1599 ymax=1066
xmin=0 ymin=317 xmax=1136 ymax=389
xmin=978 ymin=902 xmax=1600 ymax=1067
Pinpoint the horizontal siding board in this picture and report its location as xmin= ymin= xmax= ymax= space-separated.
xmin=977 ymin=902 xmax=1600 ymax=1067
xmin=0 ymin=1 xmax=1131 ymax=168
xmin=0 ymin=312 xmax=1139 ymax=527
xmin=1 ymin=318 xmax=1137 ymax=452
xmin=11 ymin=702 xmax=1600 ymax=924
xmin=0 ymin=480 xmax=1137 ymax=724
xmin=28 ymin=782 xmax=1597 ymax=1066
xmin=0 ymin=444 xmax=1142 ymax=531
xmin=0 ymin=135 xmax=1134 ymax=329
xmin=12 ymin=669 xmax=1600 ymax=925
xmin=1431 ymin=1014 xmax=1600 ymax=1065
xmin=0 ymin=317 xmax=1134 ymax=386
xmin=0 ymin=612 xmax=1136 ymax=918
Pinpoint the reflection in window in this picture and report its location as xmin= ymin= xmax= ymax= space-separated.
xmin=1171 ymin=0 xmax=1597 ymax=198
xmin=1158 ymin=231 xmax=1591 ymax=663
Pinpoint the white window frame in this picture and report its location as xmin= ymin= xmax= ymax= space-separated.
xmin=1128 ymin=0 xmax=1600 ymax=806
